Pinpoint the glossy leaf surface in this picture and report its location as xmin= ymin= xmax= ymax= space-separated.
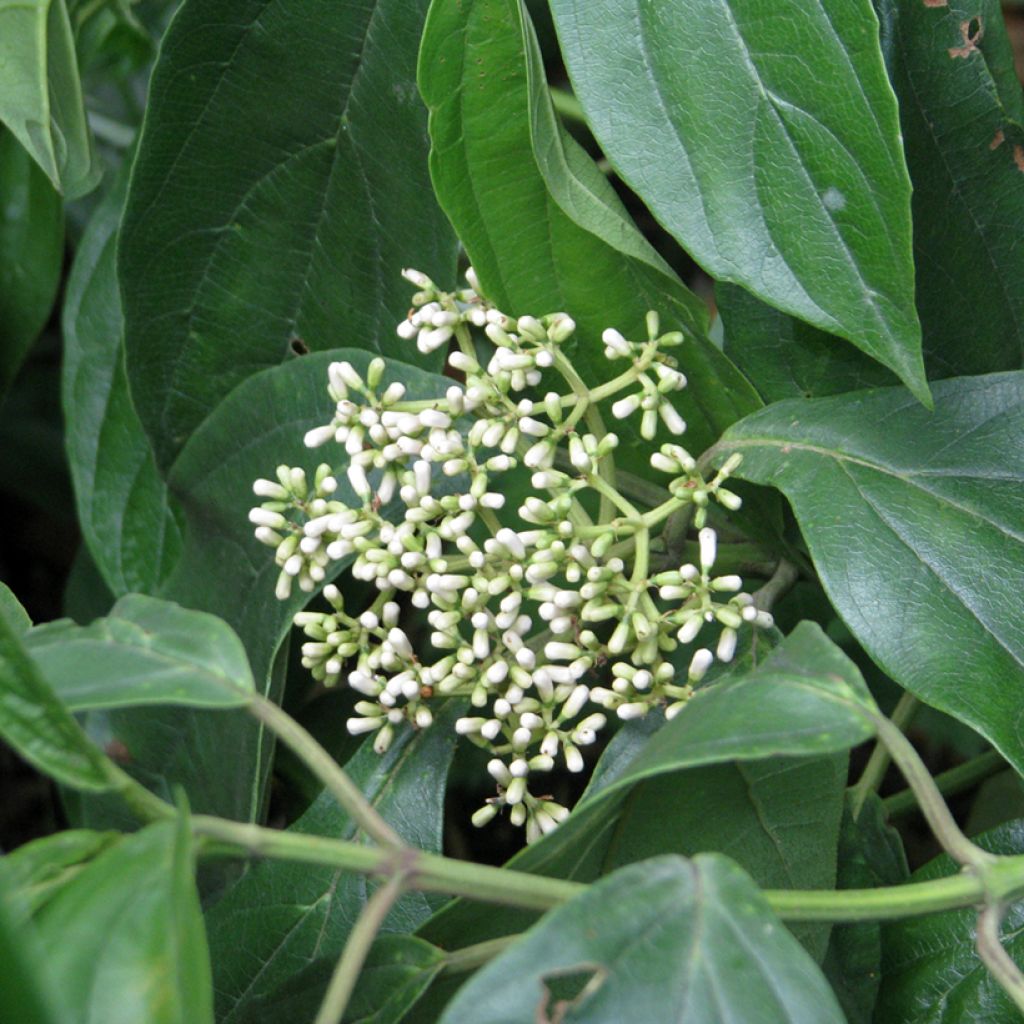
xmin=439 ymin=855 xmax=846 ymax=1023
xmin=120 ymin=0 xmax=456 ymax=468
xmin=550 ymin=0 xmax=927 ymax=400
xmin=25 ymin=594 xmax=254 ymax=710
xmin=419 ymin=0 xmax=761 ymax=456
xmin=717 ymin=372 xmax=1024 ymax=773
xmin=718 ymin=282 xmax=897 ymax=403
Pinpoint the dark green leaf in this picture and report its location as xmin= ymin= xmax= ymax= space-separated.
xmin=716 ymin=372 xmax=1024 ymax=774
xmin=550 ymin=0 xmax=928 ymax=401
xmin=120 ymin=0 xmax=456 ymax=469
xmin=0 ymin=129 xmax=63 ymax=397
xmin=2 ymin=830 xmax=120 ymax=916
xmin=418 ymin=0 xmax=761 ymax=456
xmin=25 ymin=594 xmax=255 ymax=711
xmin=34 ymin=820 xmax=214 ymax=1024
xmin=718 ymin=282 xmax=898 ymax=403
xmin=62 ymin=158 xmax=182 ymax=595
xmin=422 ymin=622 xmax=876 ymax=948
xmin=0 ymin=0 xmax=100 ymax=196
xmin=206 ymin=703 xmax=461 ymax=1024
xmin=877 ymin=0 xmax=1024 ymax=377
xmin=602 ymin=755 xmax=848 ymax=962
xmin=100 ymin=351 xmax=449 ymax=824
xmin=439 ymin=855 xmax=846 ymax=1023
xmin=0 ymin=861 xmax=60 ymax=1024
xmin=342 ymin=937 xmax=446 ymax=1023
xmin=822 ymin=793 xmax=908 ymax=1024
xmin=0 ymin=593 xmax=112 ymax=791
xmin=878 ymin=819 xmax=1024 ymax=1023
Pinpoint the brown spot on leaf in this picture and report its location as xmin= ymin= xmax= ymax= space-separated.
xmin=1015 ymin=145 xmax=1024 ymax=173
xmin=923 ymin=0 xmax=947 ymax=7
xmin=289 ymin=336 xmax=309 ymax=355
xmin=105 ymin=739 xmax=132 ymax=764
xmin=949 ymin=17 xmax=983 ymax=58
xmin=990 ymin=129 xmax=1006 ymax=150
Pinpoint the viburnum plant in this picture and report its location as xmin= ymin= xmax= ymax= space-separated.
xmin=1 ymin=0 xmax=1024 ymax=1023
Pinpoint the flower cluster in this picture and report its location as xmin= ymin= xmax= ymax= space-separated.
xmin=249 ymin=269 xmax=772 ymax=842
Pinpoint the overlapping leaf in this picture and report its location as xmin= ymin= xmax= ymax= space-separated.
xmin=0 ymin=0 xmax=99 ymax=196
xmin=549 ymin=0 xmax=928 ymax=400
xmin=63 ymin=162 xmax=182 ymax=595
xmin=439 ymin=855 xmax=846 ymax=1023
xmin=33 ymin=821 xmax=213 ymax=1024
xmin=120 ymin=0 xmax=457 ymax=469
xmin=418 ymin=0 xmax=761 ymax=457
xmin=205 ymin=704 xmax=460 ymax=1023
xmin=878 ymin=819 xmax=1024 ymax=1023
xmin=422 ymin=622 xmax=877 ymax=950
xmin=716 ymin=372 xmax=1024 ymax=773
xmin=25 ymin=594 xmax=254 ymax=711
xmin=877 ymin=0 xmax=1024 ymax=377
xmin=0 ymin=129 xmax=63 ymax=397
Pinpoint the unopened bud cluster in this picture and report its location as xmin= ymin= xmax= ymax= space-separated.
xmin=249 ymin=268 xmax=771 ymax=842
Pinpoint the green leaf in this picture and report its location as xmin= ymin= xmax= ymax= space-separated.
xmin=62 ymin=156 xmax=182 ymax=596
xmin=24 ymin=594 xmax=255 ymax=711
xmin=0 ymin=581 xmax=32 ymax=635
xmin=0 ymin=861 xmax=60 ymax=1024
xmin=717 ymin=282 xmax=898 ymax=403
xmin=418 ymin=0 xmax=761 ymax=456
xmin=601 ymin=755 xmax=848 ymax=962
xmin=2 ymin=830 xmax=120 ymax=916
xmin=549 ymin=0 xmax=928 ymax=402
xmin=0 ymin=591 xmax=112 ymax=791
xmin=206 ymin=703 xmax=461 ymax=1024
xmin=0 ymin=0 xmax=100 ymax=197
xmin=119 ymin=0 xmax=456 ymax=470
xmin=343 ymin=936 xmax=445 ymax=1024
xmin=422 ymin=622 xmax=876 ymax=949
xmin=878 ymin=819 xmax=1024 ymax=1023
xmin=0 ymin=129 xmax=63 ymax=397
xmin=822 ymin=793 xmax=908 ymax=1024
xmin=439 ymin=855 xmax=846 ymax=1024
xmin=877 ymin=0 xmax=1024 ymax=377
xmin=33 ymin=820 xmax=214 ymax=1024
xmin=716 ymin=372 xmax=1024 ymax=774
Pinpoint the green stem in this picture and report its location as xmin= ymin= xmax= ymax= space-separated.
xmin=550 ymin=87 xmax=587 ymax=125
xmin=191 ymin=814 xmax=1024 ymax=924
xmin=612 ymin=468 xmax=670 ymax=508
xmin=248 ymin=695 xmax=403 ymax=848
xmin=850 ymin=692 xmax=919 ymax=820
xmin=314 ymin=873 xmax=408 ymax=1024
xmin=873 ymin=712 xmax=991 ymax=868
xmin=105 ymin=763 xmax=176 ymax=823
xmin=884 ymin=749 xmax=1006 ymax=819
xmin=753 ymin=559 xmax=799 ymax=612
xmin=441 ymin=935 xmax=518 ymax=976
xmin=977 ymin=903 xmax=1024 ymax=1013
